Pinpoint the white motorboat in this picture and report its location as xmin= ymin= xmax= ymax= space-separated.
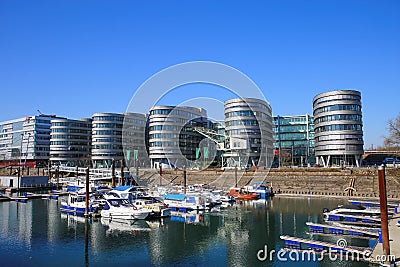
xmin=132 ymin=198 xmax=171 ymax=218
xmin=101 ymin=198 xmax=152 ymax=220
xmin=60 ymin=193 xmax=103 ymax=216
xmin=163 ymin=193 xmax=207 ymax=212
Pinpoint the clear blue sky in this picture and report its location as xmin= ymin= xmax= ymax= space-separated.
xmin=1 ymin=0 xmax=399 ymax=148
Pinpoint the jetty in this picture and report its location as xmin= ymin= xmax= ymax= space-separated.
xmin=280 ymin=235 xmax=372 ymax=256
xmin=307 ymin=222 xmax=379 ymax=239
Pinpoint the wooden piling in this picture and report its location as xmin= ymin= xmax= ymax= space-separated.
xmin=17 ymin=167 xmax=20 ymax=190
xmin=159 ymin=165 xmax=162 ymax=186
xmin=378 ymin=164 xmax=390 ymax=257
xmin=235 ymin=166 xmax=238 ymax=187
xmin=135 ymin=159 xmax=139 ymax=186
xmin=111 ymin=159 xmax=116 ymax=188
xmin=85 ymin=167 xmax=89 ymax=216
xmin=183 ymin=166 xmax=187 ymax=194
xmin=120 ymin=159 xmax=124 ymax=186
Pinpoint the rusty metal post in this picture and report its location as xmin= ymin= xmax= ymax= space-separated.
xmin=235 ymin=166 xmax=238 ymax=187
xmin=85 ymin=167 xmax=89 ymax=217
xmin=111 ymin=159 xmax=116 ymax=188
xmin=9 ymin=166 xmax=12 ymax=176
xmin=47 ymin=163 xmax=50 ymax=184
xmin=159 ymin=164 xmax=162 ymax=186
xmin=378 ymin=164 xmax=390 ymax=257
xmin=56 ymin=166 xmax=59 ymax=189
xmin=17 ymin=167 xmax=20 ymax=190
xmin=120 ymin=159 xmax=124 ymax=186
xmin=135 ymin=159 xmax=139 ymax=186
xmin=183 ymin=166 xmax=187 ymax=194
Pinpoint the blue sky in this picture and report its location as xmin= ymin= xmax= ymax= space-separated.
xmin=0 ymin=0 xmax=399 ymax=148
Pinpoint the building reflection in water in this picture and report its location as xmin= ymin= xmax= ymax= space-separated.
xmin=0 ymin=197 xmax=371 ymax=267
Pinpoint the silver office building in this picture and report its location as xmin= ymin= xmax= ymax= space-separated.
xmin=313 ymin=90 xmax=364 ymax=167
xmin=50 ymin=118 xmax=92 ymax=166
xmin=0 ymin=114 xmax=59 ymax=167
xmin=92 ymin=112 xmax=146 ymax=168
xmin=224 ymin=98 xmax=274 ymax=168
xmin=148 ymin=106 xmax=207 ymax=169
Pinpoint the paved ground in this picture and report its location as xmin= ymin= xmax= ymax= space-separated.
xmin=370 ymin=214 xmax=400 ymax=265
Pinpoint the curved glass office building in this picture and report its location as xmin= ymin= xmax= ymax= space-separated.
xmin=147 ymin=106 xmax=207 ymax=169
xmin=50 ymin=118 xmax=92 ymax=166
xmin=313 ymin=90 xmax=364 ymax=167
xmin=91 ymin=113 xmax=125 ymax=168
xmin=224 ymin=98 xmax=274 ymax=168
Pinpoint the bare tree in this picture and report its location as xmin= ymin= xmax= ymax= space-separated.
xmin=384 ymin=113 xmax=400 ymax=149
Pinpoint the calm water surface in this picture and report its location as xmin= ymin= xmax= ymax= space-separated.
xmin=0 ymin=196 xmax=375 ymax=266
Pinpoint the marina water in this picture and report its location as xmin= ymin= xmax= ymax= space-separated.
xmin=0 ymin=196 xmax=374 ymax=266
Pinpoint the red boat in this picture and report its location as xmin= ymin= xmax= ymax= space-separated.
xmin=228 ymin=188 xmax=260 ymax=201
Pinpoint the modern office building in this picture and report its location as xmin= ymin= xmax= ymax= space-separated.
xmin=122 ymin=112 xmax=147 ymax=168
xmin=91 ymin=113 xmax=125 ymax=168
xmin=224 ymin=98 xmax=274 ymax=168
xmin=49 ymin=118 xmax=92 ymax=166
xmin=313 ymin=90 xmax=364 ymax=167
xmin=92 ymin=112 xmax=146 ymax=168
xmin=0 ymin=114 xmax=59 ymax=167
xmin=147 ymin=106 xmax=207 ymax=169
xmin=273 ymin=114 xmax=315 ymax=167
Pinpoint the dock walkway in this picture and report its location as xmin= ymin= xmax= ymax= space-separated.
xmin=370 ymin=215 xmax=400 ymax=265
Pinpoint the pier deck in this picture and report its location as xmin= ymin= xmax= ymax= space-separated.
xmin=370 ymin=215 xmax=400 ymax=265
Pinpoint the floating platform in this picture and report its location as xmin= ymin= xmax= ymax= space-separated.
xmin=349 ymin=199 xmax=399 ymax=210
xmin=307 ymin=222 xmax=379 ymax=239
xmin=325 ymin=213 xmax=382 ymax=228
xmin=280 ymin=235 xmax=372 ymax=256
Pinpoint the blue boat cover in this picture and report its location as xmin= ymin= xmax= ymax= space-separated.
xmin=164 ymin=194 xmax=186 ymax=201
xmin=113 ymin=186 xmax=132 ymax=191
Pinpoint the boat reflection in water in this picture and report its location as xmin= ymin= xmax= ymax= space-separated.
xmin=0 ymin=197 xmax=372 ymax=267
xmin=100 ymin=217 xmax=152 ymax=234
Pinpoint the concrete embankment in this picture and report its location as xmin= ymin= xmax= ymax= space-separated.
xmin=1 ymin=167 xmax=399 ymax=199
xmin=138 ymin=167 xmax=400 ymax=200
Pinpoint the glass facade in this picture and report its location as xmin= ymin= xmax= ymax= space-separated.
xmin=147 ymin=106 xmax=207 ymax=169
xmin=273 ymin=114 xmax=315 ymax=167
xmin=313 ymin=90 xmax=364 ymax=167
xmin=50 ymin=118 xmax=92 ymax=166
xmin=0 ymin=115 xmax=59 ymax=167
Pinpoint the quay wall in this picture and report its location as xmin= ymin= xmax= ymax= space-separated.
xmin=140 ymin=168 xmax=400 ymax=200
xmin=1 ymin=167 xmax=399 ymax=199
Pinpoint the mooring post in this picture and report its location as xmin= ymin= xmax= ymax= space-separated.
xmin=235 ymin=166 xmax=238 ymax=187
xmin=378 ymin=164 xmax=390 ymax=258
xmin=75 ymin=166 xmax=79 ymax=186
xmin=159 ymin=164 xmax=162 ymax=186
xmin=135 ymin=159 xmax=139 ymax=186
xmin=47 ymin=162 xmax=50 ymax=184
xmin=120 ymin=159 xmax=124 ymax=186
xmin=17 ymin=167 xmax=20 ymax=190
xmin=85 ymin=167 xmax=89 ymax=217
xmin=111 ymin=159 xmax=116 ymax=188
xmin=56 ymin=166 xmax=59 ymax=189
xmin=183 ymin=165 xmax=187 ymax=194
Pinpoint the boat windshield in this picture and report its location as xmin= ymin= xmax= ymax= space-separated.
xmin=108 ymin=199 xmax=132 ymax=207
